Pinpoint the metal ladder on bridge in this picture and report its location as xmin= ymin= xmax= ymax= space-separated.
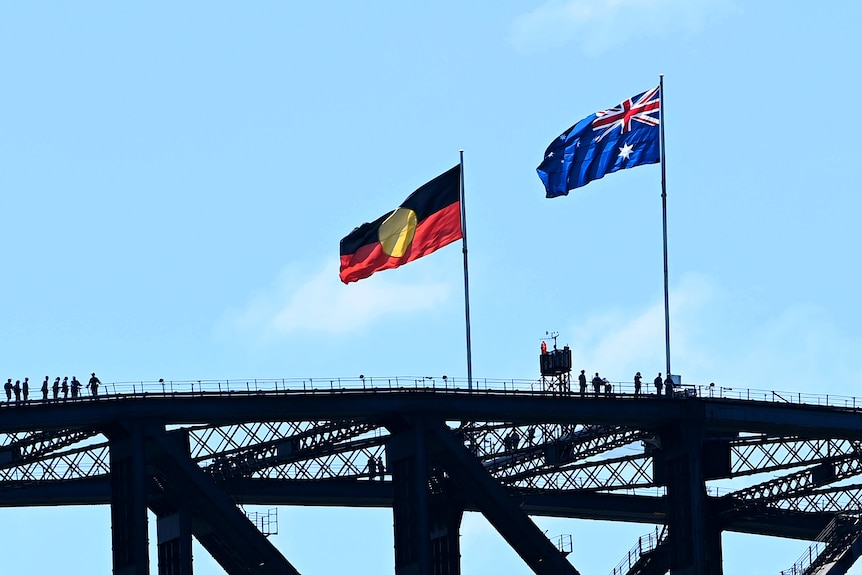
xmin=609 ymin=525 xmax=668 ymax=575
xmin=780 ymin=513 xmax=862 ymax=575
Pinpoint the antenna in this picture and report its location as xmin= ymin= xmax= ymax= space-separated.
xmin=544 ymin=330 xmax=559 ymax=350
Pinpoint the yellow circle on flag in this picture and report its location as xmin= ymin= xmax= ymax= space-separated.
xmin=378 ymin=207 xmax=418 ymax=257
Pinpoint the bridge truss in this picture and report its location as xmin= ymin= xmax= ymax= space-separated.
xmin=2 ymin=388 xmax=862 ymax=575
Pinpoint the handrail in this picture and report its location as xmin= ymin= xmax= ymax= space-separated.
xmin=610 ymin=525 xmax=667 ymax=575
xmin=780 ymin=513 xmax=862 ymax=575
xmin=1 ymin=376 xmax=860 ymax=413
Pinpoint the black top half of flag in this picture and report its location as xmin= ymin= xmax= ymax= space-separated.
xmin=340 ymin=165 xmax=461 ymax=256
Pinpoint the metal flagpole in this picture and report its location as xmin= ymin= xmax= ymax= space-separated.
xmin=459 ymin=150 xmax=473 ymax=390
xmin=659 ymin=75 xmax=671 ymax=379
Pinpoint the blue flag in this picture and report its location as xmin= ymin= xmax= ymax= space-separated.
xmin=537 ymin=86 xmax=661 ymax=198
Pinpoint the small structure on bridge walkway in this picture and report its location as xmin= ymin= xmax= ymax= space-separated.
xmin=539 ymin=331 xmax=572 ymax=394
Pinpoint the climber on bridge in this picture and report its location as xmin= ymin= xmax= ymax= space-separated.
xmin=591 ymin=373 xmax=603 ymax=397
xmin=88 ymin=373 xmax=101 ymax=397
xmin=41 ymin=376 xmax=49 ymax=401
xmin=71 ymin=376 xmax=82 ymax=399
xmin=654 ymin=373 xmax=663 ymax=396
xmin=578 ymin=370 xmax=587 ymax=397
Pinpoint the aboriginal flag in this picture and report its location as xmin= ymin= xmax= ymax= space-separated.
xmin=339 ymin=165 xmax=462 ymax=284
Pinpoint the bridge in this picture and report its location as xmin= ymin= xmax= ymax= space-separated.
xmin=2 ymin=376 xmax=862 ymax=575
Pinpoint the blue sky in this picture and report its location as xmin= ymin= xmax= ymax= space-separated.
xmin=2 ymin=1 xmax=861 ymax=573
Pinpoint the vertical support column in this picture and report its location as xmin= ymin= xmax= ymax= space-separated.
xmin=388 ymin=423 xmax=432 ymax=575
xmin=388 ymin=420 xmax=466 ymax=575
xmin=428 ymin=487 xmax=464 ymax=575
xmin=660 ymin=421 xmax=723 ymax=575
xmin=109 ymin=423 xmax=150 ymax=575
xmin=157 ymin=508 xmax=193 ymax=575
xmin=705 ymin=512 xmax=723 ymax=575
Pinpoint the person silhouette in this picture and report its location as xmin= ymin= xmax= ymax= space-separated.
xmin=592 ymin=373 xmax=602 ymax=397
xmin=88 ymin=372 xmax=101 ymax=397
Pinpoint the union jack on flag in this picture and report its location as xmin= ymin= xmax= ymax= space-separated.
xmin=591 ymin=86 xmax=661 ymax=143
xmin=537 ymin=85 xmax=662 ymax=198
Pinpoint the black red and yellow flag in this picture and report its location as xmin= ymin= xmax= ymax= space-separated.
xmin=339 ymin=165 xmax=462 ymax=283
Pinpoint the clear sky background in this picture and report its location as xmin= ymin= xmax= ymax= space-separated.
xmin=2 ymin=1 xmax=861 ymax=573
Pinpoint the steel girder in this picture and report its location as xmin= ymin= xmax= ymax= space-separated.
xmin=2 ymin=392 xmax=862 ymax=575
xmin=6 ymin=421 xmax=862 ymax=516
xmin=142 ymin=428 xmax=302 ymax=575
xmin=392 ymin=415 xmax=581 ymax=575
xmin=6 ymin=421 xmax=862 ymax=519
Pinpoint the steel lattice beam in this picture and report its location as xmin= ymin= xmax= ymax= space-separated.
xmin=145 ymin=429 xmax=301 ymax=575
xmin=418 ymin=417 xmax=582 ymax=575
xmin=4 ymin=391 xmax=862 ymax=575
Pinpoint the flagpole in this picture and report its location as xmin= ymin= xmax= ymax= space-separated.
xmin=659 ymin=75 xmax=671 ymax=379
xmin=459 ymin=150 xmax=474 ymax=390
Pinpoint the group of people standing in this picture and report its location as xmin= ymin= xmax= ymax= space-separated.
xmin=3 ymin=373 xmax=102 ymax=402
xmin=365 ymin=455 xmax=386 ymax=480
xmin=576 ymin=370 xmax=676 ymax=397
xmin=641 ymin=372 xmax=677 ymax=397
xmin=577 ymin=370 xmax=614 ymax=397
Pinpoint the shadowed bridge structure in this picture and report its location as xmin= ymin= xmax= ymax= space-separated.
xmin=2 ymin=377 xmax=862 ymax=575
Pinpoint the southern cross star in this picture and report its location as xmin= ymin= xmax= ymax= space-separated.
xmin=618 ymin=142 xmax=634 ymax=159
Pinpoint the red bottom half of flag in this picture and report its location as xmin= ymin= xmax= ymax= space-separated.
xmin=339 ymin=201 xmax=462 ymax=283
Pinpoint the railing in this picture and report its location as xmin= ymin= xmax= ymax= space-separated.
xmin=243 ymin=507 xmax=278 ymax=537
xmin=551 ymin=533 xmax=572 ymax=556
xmin=780 ymin=535 xmax=829 ymax=575
xmin=610 ymin=525 xmax=666 ymax=575
xmin=1 ymin=376 xmax=861 ymax=412
xmin=780 ymin=513 xmax=862 ymax=575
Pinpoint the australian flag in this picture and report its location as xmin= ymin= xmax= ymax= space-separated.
xmin=537 ymin=86 xmax=661 ymax=198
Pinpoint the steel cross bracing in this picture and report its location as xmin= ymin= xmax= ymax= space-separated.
xmin=6 ymin=427 xmax=862 ymax=497
xmin=189 ymin=420 xmax=385 ymax=481
xmin=0 ymin=428 xmax=109 ymax=482
xmin=0 ymin=428 xmax=100 ymax=460
xmin=5 ymin=424 xmax=862 ymax=513
xmin=726 ymin=444 xmax=862 ymax=506
xmin=3 ymin=428 xmax=862 ymax=503
xmin=730 ymin=436 xmax=862 ymax=476
xmin=2 ymin=391 xmax=862 ymax=575
xmin=778 ymin=484 xmax=862 ymax=513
